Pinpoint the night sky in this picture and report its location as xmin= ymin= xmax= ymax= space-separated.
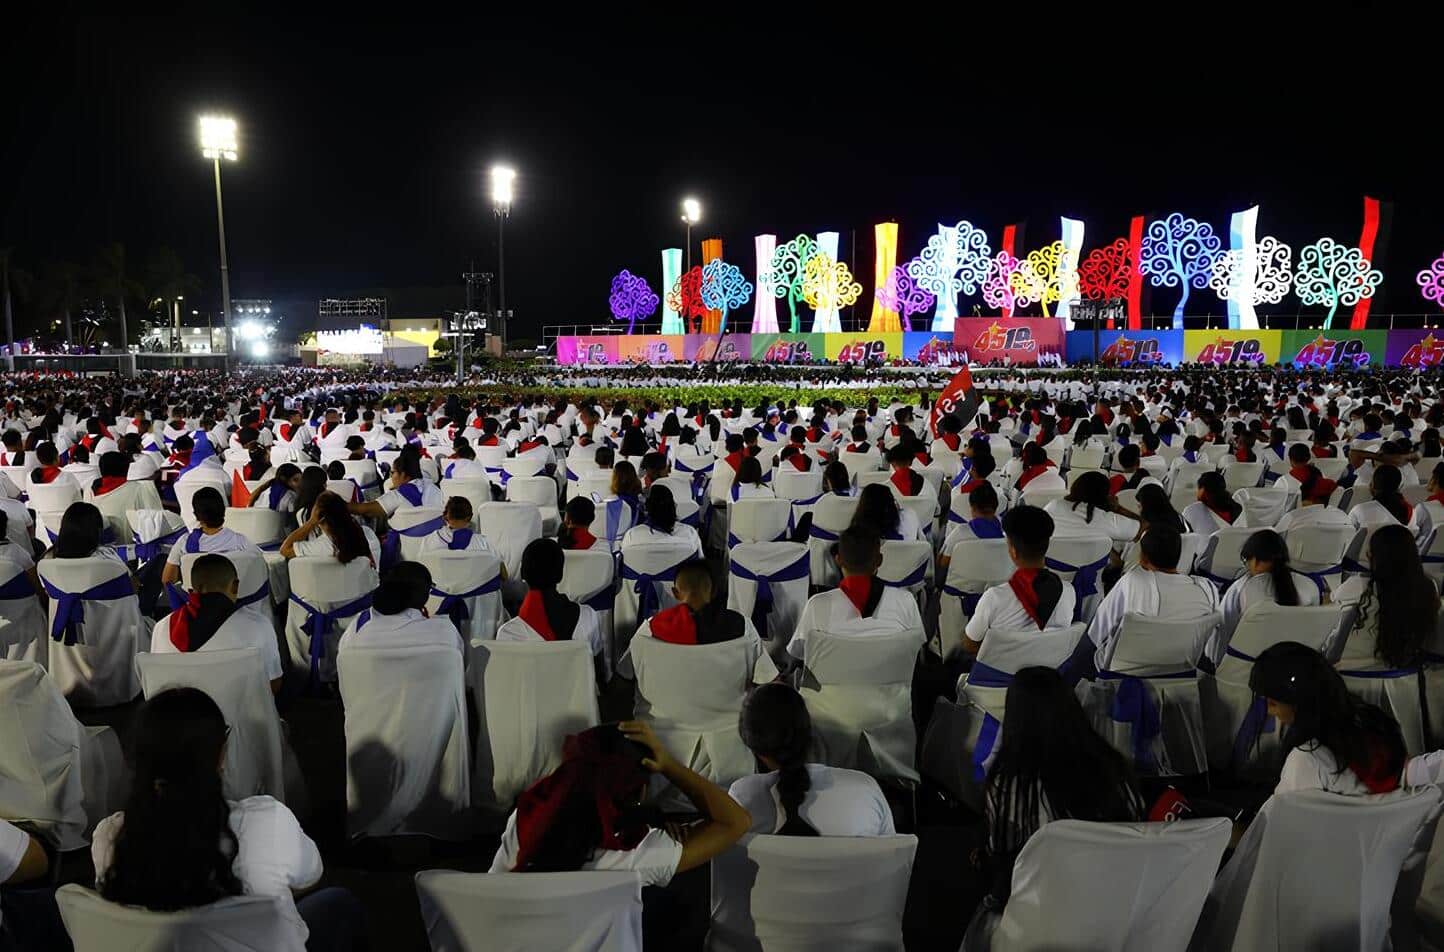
xmin=2 ymin=14 xmax=1438 ymax=342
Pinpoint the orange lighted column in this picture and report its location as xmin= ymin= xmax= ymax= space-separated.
xmin=868 ymin=222 xmax=901 ymax=332
xmin=701 ymin=238 xmax=723 ymax=333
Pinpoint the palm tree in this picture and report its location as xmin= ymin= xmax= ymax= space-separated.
xmin=147 ymin=247 xmax=201 ymax=347
xmin=93 ymin=243 xmax=144 ymax=352
xmin=0 ymin=249 xmax=34 ymax=359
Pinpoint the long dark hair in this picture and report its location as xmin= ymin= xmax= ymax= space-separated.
xmin=1355 ymin=524 xmax=1440 ymax=667
xmin=293 ymin=466 xmax=329 ymax=520
xmin=645 ymin=485 xmax=678 ymax=534
xmin=1241 ymin=529 xmax=1300 ymax=607
xmin=1134 ymin=483 xmax=1185 ymax=533
xmin=1064 ymin=470 xmax=1111 ymax=522
xmin=739 ymin=684 xmax=817 ymax=837
xmin=52 ymin=501 xmax=104 ymax=558
xmin=316 ymin=493 xmax=371 ymax=564
xmin=99 ymin=688 xmax=243 ymax=910
xmin=1196 ymin=472 xmax=1241 ymax=522
xmin=1370 ymin=464 xmax=1410 ymax=526
xmin=985 ymin=667 xmax=1142 ymax=855
xmin=852 ymin=483 xmax=901 ymax=538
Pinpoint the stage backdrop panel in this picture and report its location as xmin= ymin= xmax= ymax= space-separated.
xmin=557 ymin=336 xmax=621 ymax=365
xmin=1281 ymin=330 xmax=1387 ymax=369
xmin=903 ymin=332 xmax=962 ymax=363
xmin=750 ymin=333 xmax=824 ymax=364
xmin=617 ymin=335 xmax=685 ymax=364
xmin=952 ymin=318 xmax=1064 ymax=366
xmin=823 ymin=332 xmax=903 ymax=363
xmin=1182 ymin=330 xmax=1281 ymax=366
xmin=1065 ymin=330 xmax=1184 ymax=366
xmin=683 ymin=334 xmax=751 ymax=362
xmin=1386 ymin=330 xmax=1444 ymax=369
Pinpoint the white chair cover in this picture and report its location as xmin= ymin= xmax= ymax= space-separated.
xmin=28 ymin=481 xmax=80 ymax=542
xmin=474 ymin=502 xmax=543 ymax=579
xmin=801 ymin=626 xmax=923 ymax=783
xmin=559 ymin=549 xmax=616 ymax=672
xmin=727 ymin=541 xmax=810 ymax=666
xmin=1233 ymin=486 xmax=1296 ymax=529
xmin=628 ymin=636 xmax=758 ymax=793
xmin=856 ymin=470 xmax=891 ymax=491
xmin=576 ymin=471 xmax=616 ymax=504
xmin=1192 ymin=787 xmax=1444 ymax=952
xmin=706 ymin=834 xmax=918 ymax=952
xmin=91 ymin=480 xmax=163 ymax=542
xmin=507 ymin=475 xmax=560 ymax=533
xmin=415 ymin=869 xmax=642 ymax=952
xmin=728 ymin=498 xmax=793 ymax=546
xmin=502 ymin=455 xmax=546 ymax=481
xmin=962 ymin=818 xmax=1231 ymax=952
xmin=807 ymin=494 xmax=860 ymax=588
xmin=224 ymin=505 xmax=288 ymax=547
xmin=0 ymin=659 xmax=125 ymax=850
xmin=387 ymin=505 xmax=446 ymax=563
xmin=283 ymin=556 xmax=379 ymax=684
xmin=1285 ymin=523 xmax=1363 ymax=594
xmin=57 ymin=885 xmax=301 ymax=952
xmin=38 ymin=556 xmax=144 ymax=706
xmin=137 ymin=647 xmax=284 ymax=803
xmin=338 ymin=642 xmax=471 ymax=839
xmin=938 ymin=539 xmax=1012 ymax=659
xmin=340 ymin=458 xmax=383 ymax=499
xmin=1082 ymin=612 xmax=1219 ymax=776
xmin=878 ymin=540 xmax=932 ymax=612
xmin=1195 ymin=526 xmax=1258 ymax=588
xmin=469 ymin=639 xmax=599 ymax=813
xmin=1222 ymin=461 xmax=1266 ymax=492
xmin=1202 ymin=602 xmax=1341 ymax=774
xmin=438 ymin=477 xmax=494 ymax=522
xmin=0 ymin=559 xmax=45 ymax=665
xmin=614 ymin=543 xmax=693 ymax=650
xmin=126 ymin=509 xmax=186 ymax=567
xmin=773 ymin=468 xmax=823 ymax=502
xmin=177 ymin=548 xmax=273 ymax=627
xmin=1043 ymin=535 xmax=1113 ymax=624
xmin=418 ymin=548 xmax=503 ymax=646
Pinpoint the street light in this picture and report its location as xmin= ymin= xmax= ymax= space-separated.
xmin=490 ymin=165 xmax=515 ymax=356
xmin=681 ymin=197 xmax=701 ymax=271
xmin=199 ymin=115 xmax=237 ymax=372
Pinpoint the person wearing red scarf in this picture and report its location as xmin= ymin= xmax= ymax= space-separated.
xmin=962 ymin=505 xmax=1072 ymax=654
xmin=885 ymin=443 xmax=926 ymax=497
xmin=779 ymin=446 xmax=812 ymax=473
xmin=722 ymin=434 xmax=747 ymax=473
xmin=27 ymin=442 xmax=70 ymax=488
xmin=786 ymin=528 xmax=925 ymax=662
xmin=150 ymin=554 xmax=283 ymax=693
xmin=1013 ymin=443 xmax=1057 ymax=492
xmin=91 ymin=451 xmax=132 ymax=497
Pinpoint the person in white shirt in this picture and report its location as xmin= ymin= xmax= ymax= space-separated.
xmin=489 ymin=720 xmax=751 ymax=886
xmin=728 ymin=682 xmax=894 ymax=836
xmin=1081 ymin=527 xmax=1220 ymax=677
xmin=169 ymin=436 xmax=229 ymax=496
xmin=161 ymin=486 xmax=262 ymax=586
xmin=1213 ymin=529 xmax=1321 ymax=664
xmin=787 ymin=527 xmax=925 ymax=661
xmin=349 ymin=447 xmax=443 ymax=519
xmin=1350 ymin=463 xmax=1429 ymax=539
xmin=149 ymin=553 xmax=283 ymax=693
xmin=1043 ymin=471 xmax=1139 ymax=546
xmin=281 ymin=491 xmax=381 ymax=566
xmin=246 ymin=462 xmax=303 ymax=514
xmin=558 ymin=496 xmax=611 ymax=553
xmin=416 ymin=495 xmax=495 ymax=555
xmin=619 ymin=485 xmax=703 ymax=560
xmin=730 ymin=456 xmax=776 ymax=501
xmin=1329 ymin=524 xmax=1441 ymax=673
xmin=496 ymin=538 xmax=604 ymax=664
xmin=337 ymin=561 xmax=464 ymax=656
xmin=939 ymin=481 xmax=1005 ymax=573
xmin=439 ymin=442 xmax=486 ymax=481
xmin=1250 ymin=642 xmax=1406 ymax=797
xmin=1182 ymin=471 xmax=1244 ymax=534
xmin=964 ymin=505 xmax=1077 ymax=653
xmin=91 ymin=688 xmax=360 ymax=951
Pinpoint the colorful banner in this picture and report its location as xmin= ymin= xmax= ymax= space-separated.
xmin=1182 ymin=330 xmax=1281 ymax=366
xmin=903 ymin=331 xmax=964 ymax=364
xmin=1065 ymin=330 xmax=1184 ymax=366
xmin=617 ymin=334 xmax=684 ymax=364
xmin=823 ymin=332 xmax=902 ymax=363
xmin=556 ymin=336 xmax=621 ymax=365
xmin=952 ymin=318 xmax=1064 ymax=365
xmin=1385 ymin=330 xmax=1444 ymax=370
xmin=749 ymin=333 xmax=825 ymax=364
xmin=1281 ymin=330 xmax=1387 ymax=369
xmin=683 ymin=334 xmax=751 ymax=363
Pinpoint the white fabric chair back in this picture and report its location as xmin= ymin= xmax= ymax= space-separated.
xmin=1066 ymin=467 xmax=1105 ymax=489
xmin=474 ymin=444 xmax=509 ymax=473
xmin=339 ymin=458 xmax=382 ymax=499
xmin=835 ymin=450 xmax=881 ymax=485
xmin=1231 ymin=602 xmax=1340 ymax=661
xmin=972 ymin=622 xmax=1084 ymax=683
xmin=38 ymin=556 xmax=144 ymax=707
xmin=137 ymin=648 xmax=284 ymax=802
xmin=1285 ymin=523 xmax=1363 ymax=578
xmin=939 ymin=540 xmax=1014 ymax=658
xmin=1223 ymin=461 xmax=1266 ymax=491
xmin=56 ymin=885 xmax=301 ymax=952
xmin=801 ymin=627 xmax=923 ymax=782
xmin=474 ymin=502 xmax=543 ymax=579
xmin=931 ymin=446 xmax=964 ymax=477
xmin=1068 ymin=444 xmax=1107 ymax=470
xmin=178 ymin=548 xmax=271 ymax=619
xmin=896 ymin=494 xmax=938 ymax=536
xmin=1197 ymin=526 xmax=1259 ymax=585
xmin=856 ymin=470 xmax=891 ymax=490
xmin=1194 ymin=787 xmax=1444 ymax=952
xmin=389 ymin=505 xmax=446 ymax=562
xmin=28 ymin=481 xmax=79 ymax=541
xmin=415 ymin=869 xmax=642 ymax=952
xmin=773 ymin=468 xmax=823 ymax=501
xmin=223 ymin=506 xmax=288 ymax=549
xmin=727 ymin=542 xmax=810 ymax=663
xmin=502 ymin=455 xmax=545 ymax=480
xmin=1042 ymin=535 xmax=1112 ymax=622
xmin=325 ymin=478 xmax=359 ymax=502
xmin=653 ymin=474 xmax=697 ymax=507
xmin=507 ymin=476 xmax=560 ymax=530
xmin=1232 ymin=486 xmax=1295 ymax=528
xmin=1312 ymin=457 xmax=1349 ymax=480
xmin=964 ymin=818 xmax=1231 ymax=952
xmin=338 ymin=642 xmax=471 ymax=839
xmin=728 ymin=498 xmax=793 ymax=545
xmin=878 ymin=540 xmax=931 ymax=605
xmin=469 ymin=639 xmax=599 ymax=812
xmin=418 ymin=549 xmax=503 ymax=645
xmin=578 ymin=470 xmax=617 ymax=503
xmin=283 ymin=556 xmax=379 ymax=683
xmin=708 ymin=834 xmax=918 ymax=952
xmin=807 ymin=493 xmax=861 ymax=587
xmin=559 ymin=549 xmax=616 ymax=667
xmin=1103 ymin=612 xmax=1217 ymax=674
xmin=439 ymin=477 xmax=494 ymax=521
xmin=615 ymin=543 xmax=694 ymax=647
xmin=0 ymin=559 xmax=45 ymax=666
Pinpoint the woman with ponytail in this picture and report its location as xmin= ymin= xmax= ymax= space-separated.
xmin=1351 ymin=463 xmax=1427 ymax=536
xmin=93 ymin=688 xmax=361 ymax=950
xmin=1184 ymin=471 xmax=1243 ymax=533
xmin=730 ymin=683 xmax=893 ymax=837
xmin=1216 ymin=530 xmax=1320 ymax=654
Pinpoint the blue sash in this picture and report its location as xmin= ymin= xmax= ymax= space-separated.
xmin=809 ymin=522 xmax=841 ymax=542
xmin=431 ymin=574 xmax=502 ymax=628
xmin=167 ymin=578 xmax=272 ymax=613
xmin=0 ymin=572 xmax=35 ymax=600
xmin=620 ymin=557 xmax=687 ymax=625
xmin=396 ymin=482 xmax=424 ymax=507
xmin=1045 ymin=553 xmax=1111 ymax=622
xmin=41 ymin=572 xmax=135 ymax=645
xmin=288 ymin=590 xmax=373 ymax=681
xmin=941 ymin=583 xmax=984 ymax=617
xmin=582 ymin=585 xmax=616 ymax=615
xmin=379 ymin=516 xmax=445 ymax=570
xmin=184 ymin=528 xmax=205 ymax=554
xmin=968 ymin=517 xmax=1004 ymax=540
xmin=728 ymin=550 xmax=809 ymax=638
xmin=882 ymin=560 xmax=928 ymax=589
xmin=132 ymin=525 xmax=186 ymax=563
xmin=604 ymin=497 xmax=637 ymax=543
xmin=447 ymin=528 xmax=474 ymax=551
xmin=266 ymin=481 xmax=288 ymax=511
xmin=1096 ymin=668 xmax=1195 ymax=772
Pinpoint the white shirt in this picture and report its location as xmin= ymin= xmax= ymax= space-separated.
xmin=940 ymin=518 xmax=1003 ymax=557
xmin=338 ymin=607 xmax=463 ymax=655
xmin=965 ymin=574 xmax=1077 ymax=645
xmin=440 ymin=458 xmax=487 ymax=481
xmin=416 ymin=525 xmax=496 ymax=555
xmin=1214 ymin=570 xmax=1321 ymax=663
xmin=149 ymin=607 xmax=284 ymax=682
xmin=1275 ymin=744 xmax=1375 ymax=796
xmin=728 ymin=765 xmax=895 ymax=836
xmin=1350 ymin=498 xmax=1424 ymax=536
xmin=165 ymin=527 xmax=260 ymax=565
xmin=291 ymin=525 xmax=381 ymax=566
xmin=882 ymin=507 xmax=924 ymax=542
xmin=0 ymin=539 xmax=34 ymax=575
xmin=1084 ymin=567 xmax=1220 ymax=668
xmin=1182 ymin=501 xmax=1237 ymax=535
xmin=496 ymin=604 xmax=604 ymax=657
xmin=787 ymin=585 xmax=925 ymax=660
xmin=489 ymin=811 xmax=683 ymax=886
xmin=1044 ymin=498 xmax=1139 ymax=544
xmin=93 ymin=796 xmax=322 ymax=945
xmin=378 ymin=478 xmax=445 ymax=515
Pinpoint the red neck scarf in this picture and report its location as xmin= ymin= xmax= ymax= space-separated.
xmin=1007 ymin=568 xmax=1064 ymax=630
xmin=35 ymin=466 xmax=61 ymax=484
xmin=518 ymin=590 xmax=557 ymax=640
xmin=479 ymin=434 xmax=500 ymax=446
xmin=1207 ymin=503 xmax=1235 ymax=524
xmin=1429 ymin=492 xmax=1444 ymax=506
xmin=839 ymin=574 xmax=881 ymax=617
xmin=278 ymin=422 xmax=293 ymax=442
xmin=168 ymin=591 xmax=236 ymax=652
xmin=941 ymin=433 xmax=961 ymax=450
xmin=1349 ymin=738 xmax=1402 ymax=794
xmin=649 ymin=604 xmax=698 ymax=644
xmin=1289 ymin=464 xmax=1313 ymax=484
xmin=168 ymin=450 xmax=192 ymax=468
xmin=890 ymin=467 xmax=920 ymax=496
xmin=519 ymin=438 xmax=543 ymax=453
xmin=786 ymin=454 xmax=809 ymax=472
xmin=724 ymin=450 xmax=745 ymax=473
xmin=95 ymin=475 xmax=127 ymax=496
xmin=566 ymin=526 xmax=597 ymax=550
xmin=1016 ymin=462 xmax=1052 ymax=490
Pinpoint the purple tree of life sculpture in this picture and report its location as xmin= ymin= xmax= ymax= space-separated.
xmin=608 ymin=270 xmax=660 ymax=333
xmin=876 ymin=263 xmax=937 ymax=332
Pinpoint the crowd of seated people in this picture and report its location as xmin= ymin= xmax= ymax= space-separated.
xmin=6 ymin=363 xmax=1444 ymax=949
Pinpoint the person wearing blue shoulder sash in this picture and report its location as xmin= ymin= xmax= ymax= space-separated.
xmin=417 ymin=496 xmax=497 ymax=557
xmin=963 ymin=505 xmax=1073 ymax=654
xmin=349 ymin=446 xmax=443 ymax=521
xmin=939 ymin=482 xmax=1005 ymax=574
xmin=246 ymin=463 xmax=303 ymax=513
xmin=161 ymin=487 xmax=261 ymax=587
xmin=337 ymin=561 xmax=462 ymax=657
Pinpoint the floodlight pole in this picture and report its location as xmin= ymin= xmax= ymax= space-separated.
xmin=211 ymin=157 xmax=233 ymax=374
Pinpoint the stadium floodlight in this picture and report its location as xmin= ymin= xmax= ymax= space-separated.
xmin=198 ymin=115 xmax=238 ymax=161
xmin=681 ymin=197 xmax=702 ymax=271
xmin=199 ymin=114 xmax=238 ymax=370
xmin=490 ymin=165 xmax=515 ymax=213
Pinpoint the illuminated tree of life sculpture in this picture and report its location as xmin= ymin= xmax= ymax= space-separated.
xmin=1077 ymin=238 xmax=1134 ymax=302
xmin=1418 ymin=253 xmax=1444 ymax=309
xmin=699 ymin=259 xmax=753 ymax=334
xmin=906 ymin=220 xmax=991 ymax=332
xmin=666 ymin=265 xmax=708 ymax=334
xmin=1008 ymin=241 xmax=1073 ymax=318
xmin=801 ymin=252 xmax=863 ymax=319
xmin=607 ymin=270 xmax=659 ymax=334
xmin=1295 ymin=238 xmax=1383 ymax=329
xmin=1139 ymin=213 xmax=1224 ymax=329
xmin=875 ymin=263 xmax=936 ymax=332
xmin=1210 ymin=236 xmax=1293 ymax=308
xmin=982 ymin=251 xmax=1019 ymax=312
xmin=768 ymin=234 xmax=819 ymax=333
